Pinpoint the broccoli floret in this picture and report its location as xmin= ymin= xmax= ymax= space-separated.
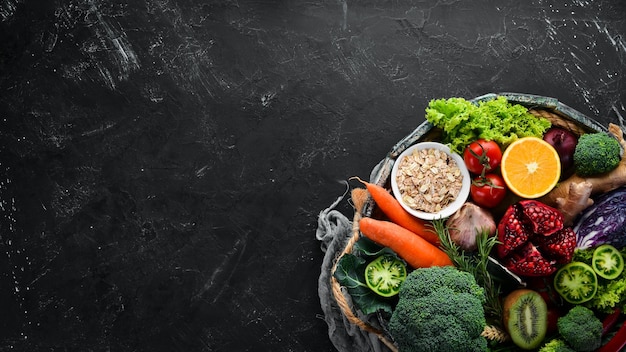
xmin=539 ymin=339 xmax=576 ymax=352
xmin=573 ymin=132 xmax=621 ymax=176
xmin=388 ymin=266 xmax=488 ymax=352
xmin=557 ymin=306 xmax=603 ymax=352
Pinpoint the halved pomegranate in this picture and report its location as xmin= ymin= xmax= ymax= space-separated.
xmin=496 ymin=200 xmax=575 ymax=277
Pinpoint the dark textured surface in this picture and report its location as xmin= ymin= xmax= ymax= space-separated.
xmin=1 ymin=1 xmax=625 ymax=351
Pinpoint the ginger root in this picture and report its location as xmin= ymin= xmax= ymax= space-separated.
xmin=554 ymin=181 xmax=593 ymax=226
xmin=541 ymin=123 xmax=626 ymax=223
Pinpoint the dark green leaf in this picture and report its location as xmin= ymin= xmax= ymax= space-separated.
xmin=333 ymin=254 xmax=394 ymax=315
xmin=333 ymin=254 xmax=367 ymax=290
xmin=353 ymin=237 xmax=399 ymax=258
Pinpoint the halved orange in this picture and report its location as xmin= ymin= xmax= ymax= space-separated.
xmin=501 ymin=137 xmax=561 ymax=199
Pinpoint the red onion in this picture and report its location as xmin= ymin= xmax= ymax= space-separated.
xmin=543 ymin=127 xmax=578 ymax=172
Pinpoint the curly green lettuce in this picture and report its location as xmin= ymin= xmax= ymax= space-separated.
xmin=425 ymin=96 xmax=551 ymax=153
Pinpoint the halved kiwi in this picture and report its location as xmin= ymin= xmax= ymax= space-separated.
xmin=502 ymin=289 xmax=548 ymax=350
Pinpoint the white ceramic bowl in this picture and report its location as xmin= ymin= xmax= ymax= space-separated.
xmin=390 ymin=142 xmax=471 ymax=220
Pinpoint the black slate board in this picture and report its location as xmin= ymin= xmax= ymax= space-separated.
xmin=1 ymin=1 xmax=626 ymax=351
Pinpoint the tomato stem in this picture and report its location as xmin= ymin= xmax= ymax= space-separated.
xmin=468 ymin=144 xmax=491 ymax=177
xmin=472 ymin=176 xmax=504 ymax=189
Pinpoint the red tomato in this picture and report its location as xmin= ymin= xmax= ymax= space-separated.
xmin=470 ymin=173 xmax=507 ymax=208
xmin=463 ymin=139 xmax=503 ymax=175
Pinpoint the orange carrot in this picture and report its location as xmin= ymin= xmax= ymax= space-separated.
xmin=352 ymin=177 xmax=440 ymax=245
xmin=358 ymin=217 xmax=453 ymax=268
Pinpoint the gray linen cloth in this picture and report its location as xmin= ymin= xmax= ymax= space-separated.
xmin=316 ymin=180 xmax=392 ymax=352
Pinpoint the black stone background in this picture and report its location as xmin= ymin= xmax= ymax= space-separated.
xmin=1 ymin=0 xmax=625 ymax=351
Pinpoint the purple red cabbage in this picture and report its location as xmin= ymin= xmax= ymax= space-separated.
xmin=574 ymin=187 xmax=626 ymax=250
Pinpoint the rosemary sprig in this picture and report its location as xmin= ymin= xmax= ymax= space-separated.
xmin=431 ymin=219 xmax=503 ymax=319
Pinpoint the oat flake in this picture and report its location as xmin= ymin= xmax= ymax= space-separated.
xmin=396 ymin=148 xmax=463 ymax=213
